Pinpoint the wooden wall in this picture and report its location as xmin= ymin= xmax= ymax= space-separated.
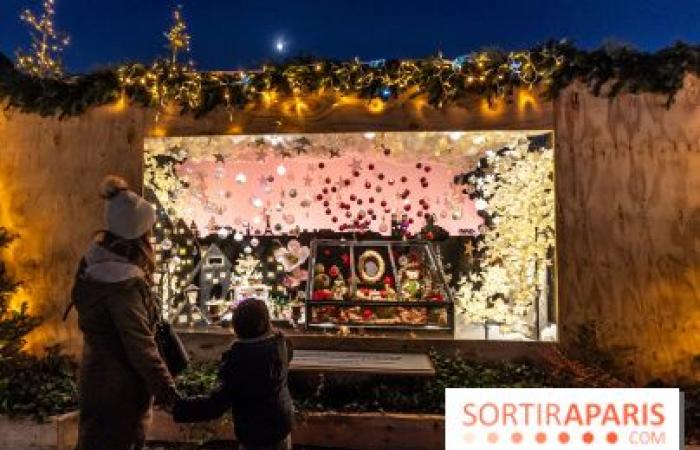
xmin=0 ymin=106 xmax=152 ymax=354
xmin=555 ymin=77 xmax=700 ymax=384
xmin=7 ymin=83 xmax=700 ymax=384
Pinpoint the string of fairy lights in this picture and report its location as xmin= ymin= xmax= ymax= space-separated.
xmin=9 ymin=2 xmax=567 ymax=119
xmin=8 ymin=1 xmax=700 ymax=119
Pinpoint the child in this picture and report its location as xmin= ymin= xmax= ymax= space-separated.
xmin=173 ymin=299 xmax=293 ymax=450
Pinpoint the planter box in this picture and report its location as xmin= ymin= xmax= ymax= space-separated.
xmin=0 ymin=412 xmax=78 ymax=450
xmin=148 ymin=408 xmax=445 ymax=450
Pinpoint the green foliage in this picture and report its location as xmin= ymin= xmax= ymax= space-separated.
xmin=176 ymin=360 xmax=220 ymax=396
xmin=1 ymin=41 xmax=700 ymax=118
xmin=0 ymin=228 xmax=41 ymax=361
xmin=0 ymin=227 xmax=78 ymax=421
xmin=0 ymin=345 xmax=78 ymax=421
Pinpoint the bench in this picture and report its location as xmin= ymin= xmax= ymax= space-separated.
xmin=289 ymin=350 xmax=435 ymax=377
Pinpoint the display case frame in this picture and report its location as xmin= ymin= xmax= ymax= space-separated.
xmin=305 ymin=239 xmax=455 ymax=331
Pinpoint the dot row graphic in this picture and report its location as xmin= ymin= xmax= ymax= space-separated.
xmin=464 ymin=431 xmax=619 ymax=445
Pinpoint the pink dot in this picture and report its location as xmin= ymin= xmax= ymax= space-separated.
xmin=463 ymin=433 xmax=476 ymax=444
xmin=511 ymin=432 xmax=523 ymax=444
xmin=487 ymin=432 xmax=499 ymax=444
xmin=558 ymin=432 xmax=570 ymax=444
xmin=535 ymin=432 xmax=547 ymax=444
xmin=582 ymin=432 xmax=594 ymax=444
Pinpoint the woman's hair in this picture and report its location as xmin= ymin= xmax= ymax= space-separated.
xmin=232 ymin=299 xmax=271 ymax=339
xmin=96 ymin=230 xmax=155 ymax=278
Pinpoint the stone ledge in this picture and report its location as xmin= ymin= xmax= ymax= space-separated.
xmin=0 ymin=412 xmax=78 ymax=450
xmin=148 ymin=408 xmax=445 ymax=450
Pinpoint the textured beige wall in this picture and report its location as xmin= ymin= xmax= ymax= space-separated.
xmin=555 ymin=77 xmax=700 ymax=384
xmin=0 ymin=106 xmax=151 ymax=354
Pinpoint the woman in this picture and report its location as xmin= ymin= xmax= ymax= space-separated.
xmin=69 ymin=175 xmax=178 ymax=450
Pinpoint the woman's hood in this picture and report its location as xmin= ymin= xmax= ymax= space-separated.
xmin=83 ymin=242 xmax=145 ymax=283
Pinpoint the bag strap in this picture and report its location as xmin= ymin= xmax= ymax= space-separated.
xmin=63 ymin=258 xmax=87 ymax=321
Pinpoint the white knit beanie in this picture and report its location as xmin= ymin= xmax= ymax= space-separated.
xmin=100 ymin=175 xmax=156 ymax=240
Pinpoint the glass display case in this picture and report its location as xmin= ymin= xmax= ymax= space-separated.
xmin=305 ymin=239 xmax=454 ymax=330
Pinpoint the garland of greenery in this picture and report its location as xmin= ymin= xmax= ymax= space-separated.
xmin=1 ymin=41 xmax=699 ymax=119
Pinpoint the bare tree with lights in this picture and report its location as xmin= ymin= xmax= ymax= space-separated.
xmin=15 ymin=0 xmax=70 ymax=78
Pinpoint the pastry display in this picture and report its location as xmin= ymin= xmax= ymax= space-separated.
xmin=306 ymin=239 xmax=454 ymax=330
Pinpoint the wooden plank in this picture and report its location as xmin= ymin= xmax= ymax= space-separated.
xmin=290 ymin=350 xmax=435 ymax=376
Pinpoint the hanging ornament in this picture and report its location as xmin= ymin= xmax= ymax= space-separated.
xmin=217 ymin=228 xmax=230 ymax=239
xmin=251 ymin=237 xmax=260 ymax=247
xmin=276 ymin=164 xmax=287 ymax=176
xmin=235 ymin=172 xmax=247 ymax=184
xmin=244 ymin=246 xmax=252 ymax=254
xmin=288 ymin=188 xmax=297 ymax=198
xmin=251 ymin=197 xmax=264 ymax=208
xmin=234 ymin=231 xmax=244 ymax=242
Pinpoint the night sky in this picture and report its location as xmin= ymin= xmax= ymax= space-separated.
xmin=0 ymin=0 xmax=698 ymax=73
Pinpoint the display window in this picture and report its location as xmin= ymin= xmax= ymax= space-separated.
xmin=144 ymin=130 xmax=556 ymax=341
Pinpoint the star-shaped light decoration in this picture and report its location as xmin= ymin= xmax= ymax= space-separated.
xmin=328 ymin=147 xmax=341 ymax=158
xmin=255 ymin=147 xmax=267 ymax=162
xmin=213 ymin=153 xmax=226 ymax=163
xmin=349 ymin=158 xmax=362 ymax=171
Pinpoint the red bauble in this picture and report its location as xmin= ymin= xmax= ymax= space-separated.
xmin=365 ymin=181 xmax=371 ymax=189
xmin=368 ymin=208 xmax=375 ymax=215
xmin=325 ymin=208 xmax=331 ymax=215
xmin=345 ymin=211 xmax=352 ymax=218
xmin=316 ymin=194 xmax=323 ymax=201
xmin=368 ymin=163 xmax=375 ymax=170
xmin=388 ymin=179 xmax=395 ymax=186
xmin=362 ymin=309 xmax=373 ymax=320
xmin=423 ymin=203 xmax=429 ymax=210
xmin=420 ymin=177 xmax=427 ymax=183
xmin=331 ymin=186 xmax=337 ymax=193
xmin=267 ymin=176 xmax=274 ymax=182
xmin=344 ymin=179 xmax=351 ymax=186
xmin=424 ymin=166 xmax=432 ymax=173
xmin=383 ymin=275 xmax=393 ymax=285
xmin=323 ymin=249 xmax=332 ymax=256
xmin=325 ymin=177 xmax=331 ymax=184
xmin=404 ymin=204 xmax=411 ymax=211
xmin=369 ymin=197 xmax=375 ymax=203
xmin=378 ymin=173 xmax=385 ymax=180
xmin=380 ymin=200 xmax=387 ymax=207
xmin=408 ymin=218 xmax=414 ymax=224
xmin=329 ymin=265 xmax=340 ymax=278
xmin=350 ymin=194 xmax=357 ymax=201
xmin=322 ymin=188 xmax=329 ymax=194
xmin=318 ymin=162 xmax=325 ymax=169
xmin=323 ymin=200 xmax=330 ymax=207
xmin=357 ymin=199 xmax=363 ymax=205
xmin=417 ymin=211 xmax=423 ymax=217
xmin=353 ymin=171 xmax=360 ymax=177
xmin=426 ymin=231 xmax=434 ymax=240
xmin=371 ymin=215 xmax=377 ymax=221
xmin=400 ymin=176 xmax=408 ymax=183
xmin=383 ymin=148 xmax=391 ymax=156
xmin=332 ymin=216 xmax=338 ymax=223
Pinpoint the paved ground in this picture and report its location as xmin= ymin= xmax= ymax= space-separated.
xmin=146 ymin=443 xmax=346 ymax=450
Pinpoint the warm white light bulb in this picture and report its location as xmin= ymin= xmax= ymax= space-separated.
xmin=276 ymin=164 xmax=287 ymax=175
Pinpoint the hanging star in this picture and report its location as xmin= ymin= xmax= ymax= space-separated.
xmin=349 ymin=158 xmax=362 ymax=171
xmin=213 ymin=153 xmax=226 ymax=163
xmin=255 ymin=147 xmax=267 ymax=162
xmin=328 ymin=147 xmax=341 ymax=158
xmin=253 ymin=137 xmax=266 ymax=147
xmin=277 ymin=148 xmax=293 ymax=158
xmin=303 ymin=174 xmax=313 ymax=186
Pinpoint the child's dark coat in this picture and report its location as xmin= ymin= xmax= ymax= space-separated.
xmin=173 ymin=332 xmax=293 ymax=447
